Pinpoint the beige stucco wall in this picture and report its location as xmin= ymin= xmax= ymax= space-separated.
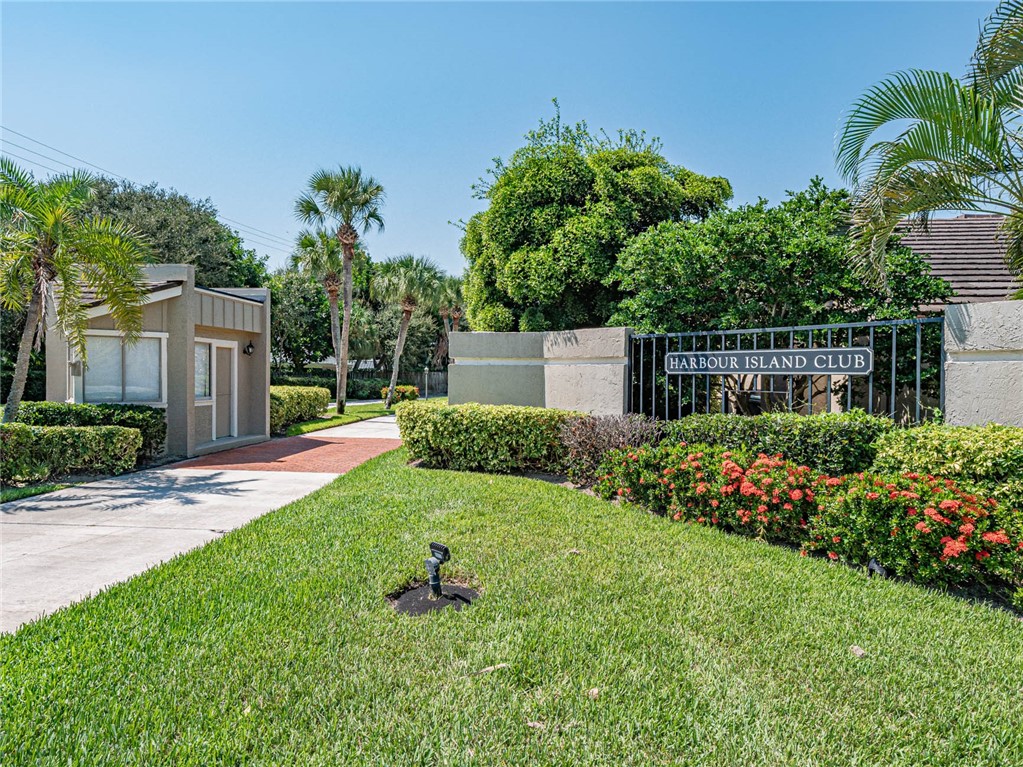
xmin=44 ymin=265 xmax=271 ymax=458
xmin=448 ymin=327 xmax=631 ymax=415
xmin=944 ymin=300 xmax=1023 ymax=427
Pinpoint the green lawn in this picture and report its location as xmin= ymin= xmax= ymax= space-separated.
xmin=285 ymin=401 xmax=391 ymax=435
xmin=3 ymin=450 xmax=1022 ymax=765
xmin=0 ymin=482 xmax=68 ymax=504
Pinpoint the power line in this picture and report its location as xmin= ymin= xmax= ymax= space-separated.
xmin=3 ymin=151 xmax=62 ymax=174
xmin=2 ymin=126 xmax=128 ymax=180
xmin=219 ymin=216 xmax=293 ymax=246
xmin=2 ymin=139 xmax=78 ymax=171
xmin=0 ymin=126 xmax=295 ymax=254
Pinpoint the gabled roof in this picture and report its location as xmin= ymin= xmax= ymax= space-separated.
xmin=898 ymin=214 xmax=1021 ymax=304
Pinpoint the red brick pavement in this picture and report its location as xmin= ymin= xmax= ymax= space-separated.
xmin=173 ymin=436 xmax=402 ymax=473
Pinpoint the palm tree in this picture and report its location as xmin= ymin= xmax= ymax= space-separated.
xmin=291 ymin=229 xmax=345 ymax=400
xmin=374 ymin=255 xmax=441 ymax=408
xmin=0 ymin=159 xmax=148 ymax=422
xmin=437 ymin=275 xmax=464 ymax=334
xmin=295 ymin=166 xmax=384 ymax=413
xmin=433 ymin=275 xmax=463 ymax=366
xmin=836 ymin=0 xmax=1023 ymax=292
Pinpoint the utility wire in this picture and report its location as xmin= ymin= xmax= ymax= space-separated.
xmin=3 ymin=151 xmax=62 ymax=174
xmin=2 ymin=126 xmax=128 ymax=180
xmin=1 ymin=126 xmax=295 ymax=254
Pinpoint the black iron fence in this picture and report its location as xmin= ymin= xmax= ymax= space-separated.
xmin=629 ymin=318 xmax=944 ymax=425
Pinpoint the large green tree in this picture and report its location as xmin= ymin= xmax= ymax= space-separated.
xmin=836 ymin=0 xmax=1023 ymax=289
xmin=86 ymin=177 xmax=267 ymax=288
xmin=295 ymin=166 xmax=385 ymax=413
xmin=462 ymin=107 xmax=732 ymax=331
xmin=267 ymin=268 xmax=333 ymax=372
xmin=611 ymin=179 xmax=953 ymax=333
xmin=0 ymin=160 xmax=149 ymax=420
xmin=374 ymin=255 xmax=441 ymax=407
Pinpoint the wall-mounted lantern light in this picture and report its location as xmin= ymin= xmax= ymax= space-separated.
xmin=243 ymin=342 xmax=255 ymax=356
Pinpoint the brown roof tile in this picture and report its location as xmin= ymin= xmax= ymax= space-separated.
xmin=898 ymin=215 xmax=1021 ymax=304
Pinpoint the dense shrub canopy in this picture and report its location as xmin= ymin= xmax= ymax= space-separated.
xmin=269 ymin=386 xmax=331 ymax=433
xmin=1 ymin=422 xmax=142 ymax=483
xmin=462 ymin=108 xmax=731 ymax=332
xmin=611 ymin=179 xmax=953 ymax=332
xmin=662 ymin=410 xmax=895 ymax=476
xmin=14 ymin=401 xmax=166 ymax=460
xmin=396 ymin=400 xmax=577 ymax=473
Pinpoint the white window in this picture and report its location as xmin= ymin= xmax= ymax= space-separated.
xmin=195 ymin=343 xmax=211 ymax=399
xmin=82 ymin=333 xmax=166 ymax=404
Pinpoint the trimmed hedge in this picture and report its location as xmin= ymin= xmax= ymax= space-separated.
xmin=396 ymin=401 xmax=578 ymax=473
xmin=14 ymin=402 xmax=167 ymax=460
xmin=1 ymin=423 xmax=142 ymax=483
xmin=270 ymin=373 xmax=397 ymax=401
xmin=382 ymin=385 xmax=419 ymax=405
xmin=872 ymin=423 xmax=1023 ymax=487
xmin=662 ymin=410 xmax=895 ymax=475
xmin=269 ymin=386 xmax=331 ymax=433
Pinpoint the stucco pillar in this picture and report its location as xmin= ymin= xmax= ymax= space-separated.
xmin=943 ymin=300 xmax=1023 ymax=427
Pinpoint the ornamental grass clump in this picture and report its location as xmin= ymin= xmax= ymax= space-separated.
xmin=808 ymin=473 xmax=1023 ymax=588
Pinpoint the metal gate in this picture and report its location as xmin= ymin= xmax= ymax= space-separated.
xmin=628 ymin=318 xmax=944 ymax=424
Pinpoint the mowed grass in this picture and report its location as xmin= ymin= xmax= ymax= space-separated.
xmin=3 ymin=450 xmax=1022 ymax=766
xmin=0 ymin=482 xmax=68 ymax=504
xmin=285 ymin=401 xmax=391 ymax=435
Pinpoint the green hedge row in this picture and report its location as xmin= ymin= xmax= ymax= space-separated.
xmin=270 ymin=373 xmax=399 ymax=400
xmin=269 ymin=386 xmax=331 ymax=433
xmin=14 ymin=402 xmax=166 ymax=460
xmin=396 ymin=401 xmax=577 ymax=473
xmin=663 ymin=410 xmax=895 ymax=476
xmin=1 ymin=423 xmax=142 ymax=483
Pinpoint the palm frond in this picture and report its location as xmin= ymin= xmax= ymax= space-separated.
xmin=970 ymin=0 xmax=1023 ymax=94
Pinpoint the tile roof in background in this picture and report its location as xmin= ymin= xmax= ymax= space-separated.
xmin=898 ymin=214 xmax=1021 ymax=304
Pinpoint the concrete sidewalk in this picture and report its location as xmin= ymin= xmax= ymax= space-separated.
xmin=0 ymin=416 xmax=401 ymax=633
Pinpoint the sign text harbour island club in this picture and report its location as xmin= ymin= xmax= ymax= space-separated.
xmin=664 ymin=348 xmax=874 ymax=376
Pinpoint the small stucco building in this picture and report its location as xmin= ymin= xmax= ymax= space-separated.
xmin=46 ymin=264 xmax=270 ymax=458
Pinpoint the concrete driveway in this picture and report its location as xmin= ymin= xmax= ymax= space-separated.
xmin=0 ymin=416 xmax=401 ymax=633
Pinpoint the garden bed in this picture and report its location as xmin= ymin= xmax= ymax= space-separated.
xmin=3 ymin=449 xmax=1021 ymax=765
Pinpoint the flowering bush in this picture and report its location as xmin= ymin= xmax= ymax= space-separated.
xmin=593 ymin=443 xmax=746 ymax=517
xmin=808 ymin=473 xmax=1023 ymax=587
xmin=382 ymin=385 xmax=419 ymax=404
xmin=693 ymin=454 xmax=823 ymax=544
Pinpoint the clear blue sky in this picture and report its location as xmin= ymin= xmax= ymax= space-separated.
xmin=1 ymin=1 xmax=991 ymax=275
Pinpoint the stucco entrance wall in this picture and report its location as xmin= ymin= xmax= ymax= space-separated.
xmin=944 ymin=300 xmax=1023 ymax=427
xmin=448 ymin=327 xmax=631 ymax=415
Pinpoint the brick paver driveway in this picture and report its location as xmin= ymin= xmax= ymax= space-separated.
xmin=1 ymin=416 xmax=401 ymax=633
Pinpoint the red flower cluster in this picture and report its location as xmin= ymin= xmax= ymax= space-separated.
xmin=807 ymin=472 xmax=1020 ymax=586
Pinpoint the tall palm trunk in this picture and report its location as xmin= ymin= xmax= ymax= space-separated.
xmin=336 ymin=248 xmax=355 ymax=414
xmin=385 ymin=308 xmax=413 ymax=409
xmin=3 ymin=288 xmax=42 ymax=423
xmin=326 ymin=287 xmax=342 ymax=408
